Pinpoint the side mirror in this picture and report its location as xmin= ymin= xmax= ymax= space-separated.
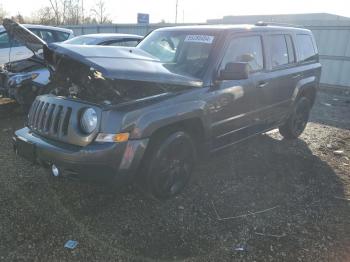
xmin=219 ymin=62 xmax=249 ymax=80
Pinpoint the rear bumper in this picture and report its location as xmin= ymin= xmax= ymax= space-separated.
xmin=13 ymin=127 xmax=148 ymax=184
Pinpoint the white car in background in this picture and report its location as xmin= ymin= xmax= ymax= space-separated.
xmin=0 ymin=24 xmax=74 ymax=65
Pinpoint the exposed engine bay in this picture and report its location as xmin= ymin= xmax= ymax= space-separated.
xmin=47 ymin=56 xmax=184 ymax=105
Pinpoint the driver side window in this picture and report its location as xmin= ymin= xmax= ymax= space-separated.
xmin=221 ymin=35 xmax=264 ymax=72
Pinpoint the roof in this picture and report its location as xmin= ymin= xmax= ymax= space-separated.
xmin=75 ymin=33 xmax=143 ymax=39
xmin=156 ymin=24 xmax=310 ymax=33
xmin=0 ymin=24 xmax=73 ymax=34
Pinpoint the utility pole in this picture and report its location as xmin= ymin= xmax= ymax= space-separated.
xmin=175 ymin=0 xmax=178 ymax=24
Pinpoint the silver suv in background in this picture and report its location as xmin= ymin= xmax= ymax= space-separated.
xmin=63 ymin=33 xmax=143 ymax=46
xmin=0 ymin=24 xmax=74 ymax=65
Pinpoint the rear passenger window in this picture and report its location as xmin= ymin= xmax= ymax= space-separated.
xmin=29 ymin=29 xmax=56 ymax=43
xmin=54 ymin=31 xmax=70 ymax=42
xmin=269 ymin=35 xmax=289 ymax=68
xmin=296 ymin=34 xmax=316 ymax=62
xmin=221 ymin=36 xmax=264 ymax=72
xmin=285 ymin=35 xmax=295 ymax=63
xmin=40 ymin=30 xmax=55 ymax=43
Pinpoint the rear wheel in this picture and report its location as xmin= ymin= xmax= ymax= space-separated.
xmin=279 ymin=97 xmax=311 ymax=139
xmin=141 ymin=130 xmax=196 ymax=200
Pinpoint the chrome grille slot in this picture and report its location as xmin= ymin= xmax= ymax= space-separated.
xmin=44 ymin=104 xmax=55 ymax=133
xmin=26 ymin=95 xmax=101 ymax=147
xmin=52 ymin=105 xmax=63 ymax=134
xmin=34 ymin=102 xmax=44 ymax=129
xmin=28 ymin=100 xmax=37 ymax=126
xmin=39 ymin=103 xmax=49 ymax=131
xmin=62 ymin=108 xmax=72 ymax=136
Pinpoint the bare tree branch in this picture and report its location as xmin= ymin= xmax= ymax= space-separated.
xmin=90 ymin=0 xmax=110 ymax=24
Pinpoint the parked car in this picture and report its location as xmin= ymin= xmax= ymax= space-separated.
xmin=13 ymin=24 xmax=321 ymax=199
xmin=0 ymin=20 xmax=142 ymax=111
xmin=0 ymin=23 xmax=74 ymax=65
xmin=63 ymin=33 xmax=143 ymax=46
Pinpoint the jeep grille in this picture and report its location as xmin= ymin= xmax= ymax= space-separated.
xmin=29 ymin=100 xmax=70 ymax=136
xmin=27 ymin=95 xmax=101 ymax=146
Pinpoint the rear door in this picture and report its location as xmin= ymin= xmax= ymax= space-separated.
xmin=262 ymin=33 xmax=300 ymax=124
xmin=210 ymin=33 xmax=273 ymax=149
xmin=295 ymin=33 xmax=321 ymax=85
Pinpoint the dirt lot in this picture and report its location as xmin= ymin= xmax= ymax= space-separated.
xmin=0 ymin=89 xmax=349 ymax=261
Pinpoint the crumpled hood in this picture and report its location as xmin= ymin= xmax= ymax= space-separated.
xmin=2 ymin=19 xmax=46 ymax=53
xmin=44 ymin=43 xmax=203 ymax=87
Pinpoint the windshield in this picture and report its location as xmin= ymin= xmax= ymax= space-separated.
xmin=64 ymin=36 xmax=99 ymax=45
xmin=138 ymin=30 xmax=217 ymax=78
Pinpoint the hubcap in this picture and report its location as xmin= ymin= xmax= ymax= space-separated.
xmin=153 ymin=136 xmax=194 ymax=197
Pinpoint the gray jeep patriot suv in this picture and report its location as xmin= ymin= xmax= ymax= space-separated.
xmin=13 ymin=24 xmax=321 ymax=199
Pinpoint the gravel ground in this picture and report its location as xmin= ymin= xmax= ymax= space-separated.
xmin=0 ymin=90 xmax=349 ymax=261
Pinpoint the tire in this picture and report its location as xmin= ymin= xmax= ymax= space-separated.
xmin=279 ymin=97 xmax=311 ymax=140
xmin=140 ymin=130 xmax=196 ymax=200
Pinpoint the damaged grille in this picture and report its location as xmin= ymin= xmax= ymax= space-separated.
xmin=27 ymin=95 xmax=101 ymax=146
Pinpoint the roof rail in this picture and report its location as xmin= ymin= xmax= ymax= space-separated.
xmin=255 ymin=21 xmax=304 ymax=28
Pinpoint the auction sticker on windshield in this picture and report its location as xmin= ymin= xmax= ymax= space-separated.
xmin=184 ymin=35 xmax=214 ymax=44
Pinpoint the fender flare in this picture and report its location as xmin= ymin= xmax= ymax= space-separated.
xmin=291 ymin=76 xmax=318 ymax=103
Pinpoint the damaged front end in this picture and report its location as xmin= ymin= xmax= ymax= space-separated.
xmin=1 ymin=19 xmax=50 ymax=110
xmin=42 ymin=43 xmax=203 ymax=106
xmin=0 ymin=58 xmax=50 ymax=111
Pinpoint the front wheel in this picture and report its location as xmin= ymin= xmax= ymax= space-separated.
xmin=141 ymin=130 xmax=196 ymax=200
xmin=279 ymin=97 xmax=311 ymax=140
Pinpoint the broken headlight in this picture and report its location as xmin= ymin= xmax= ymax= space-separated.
xmin=80 ymin=108 xmax=98 ymax=134
xmin=8 ymin=73 xmax=39 ymax=87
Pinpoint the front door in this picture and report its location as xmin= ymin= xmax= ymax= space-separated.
xmin=209 ymin=34 xmax=271 ymax=150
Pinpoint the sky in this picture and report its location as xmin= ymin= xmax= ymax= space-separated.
xmin=1 ymin=0 xmax=350 ymax=24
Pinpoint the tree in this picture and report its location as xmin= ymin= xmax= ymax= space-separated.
xmin=35 ymin=0 xmax=84 ymax=25
xmin=13 ymin=13 xmax=25 ymax=23
xmin=33 ymin=7 xmax=56 ymax=25
xmin=90 ymin=0 xmax=111 ymax=24
xmin=0 ymin=4 xmax=7 ymax=23
xmin=48 ymin=0 xmax=61 ymax=25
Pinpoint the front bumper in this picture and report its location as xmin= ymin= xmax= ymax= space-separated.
xmin=13 ymin=127 xmax=149 ymax=184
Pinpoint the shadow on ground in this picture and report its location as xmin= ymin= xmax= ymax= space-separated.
xmin=5 ymin=133 xmax=346 ymax=261
xmin=0 ymin=90 xmax=349 ymax=261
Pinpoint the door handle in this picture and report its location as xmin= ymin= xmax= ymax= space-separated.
xmin=257 ymin=81 xmax=268 ymax=88
xmin=292 ymin=74 xmax=302 ymax=79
